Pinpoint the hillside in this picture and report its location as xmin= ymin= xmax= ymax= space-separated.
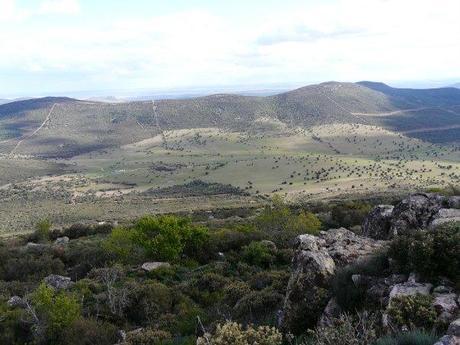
xmin=1 ymin=82 xmax=460 ymax=159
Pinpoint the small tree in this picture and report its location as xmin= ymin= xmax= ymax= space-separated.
xmin=34 ymin=219 xmax=52 ymax=243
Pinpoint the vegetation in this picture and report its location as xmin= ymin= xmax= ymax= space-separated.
xmin=387 ymin=294 xmax=437 ymax=330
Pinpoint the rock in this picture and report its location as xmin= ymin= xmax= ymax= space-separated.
xmin=7 ymin=296 xmax=25 ymax=308
xmin=141 ymin=262 xmax=171 ymax=272
xmin=318 ymin=298 xmax=342 ymax=327
xmin=281 ymin=228 xmax=384 ymax=333
xmin=390 ymin=193 xmax=445 ymax=236
xmin=430 ymin=209 xmax=460 ymax=229
xmin=362 ymin=205 xmax=394 ymax=240
xmin=448 ymin=319 xmax=460 ymax=337
xmin=434 ymin=286 xmax=454 ymax=294
xmin=433 ymin=294 xmax=459 ymax=317
xmin=434 ymin=335 xmax=460 ymax=345
xmin=388 ymin=281 xmax=432 ymax=303
xmin=447 ymin=196 xmax=460 ymax=209
xmin=44 ymin=274 xmax=74 ymax=290
xmin=54 ymin=236 xmax=70 ymax=245
xmin=260 ymin=240 xmax=277 ymax=251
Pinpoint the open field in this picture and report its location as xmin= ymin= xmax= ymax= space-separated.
xmin=1 ymin=122 xmax=459 ymax=233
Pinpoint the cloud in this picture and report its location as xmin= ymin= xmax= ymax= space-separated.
xmin=38 ymin=0 xmax=80 ymax=15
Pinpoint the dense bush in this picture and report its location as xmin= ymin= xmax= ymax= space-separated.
xmin=104 ymin=215 xmax=210 ymax=263
xmin=329 ymin=201 xmax=372 ymax=228
xmin=255 ymin=196 xmax=321 ymax=246
xmin=62 ymin=318 xmax=119 ymax=345
xmin=387 ymin=294 xmax=437 ymax=330
xmin=233 ymin=288 xmax=284 ymax=324
xmin=242 ymin=241 xmax=276 ymax=268
xmin=389 ymin=222 xmax=460 ymax=286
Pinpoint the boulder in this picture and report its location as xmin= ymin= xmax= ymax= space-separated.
xmin=141 ymin=262 xmax=171 ymax=272
xmin=44 ymin=274 xmax=74 ymax=290
xmin=388 ymin=281 xmax=432 ymax=303
xmin=430 ymin=209 xmax=460 ymax=229
xmin=448 ymin=319 xmax=460 ymax=337
xmin=281 ymin=228 xmax=384 ymax=333
xmin=447 ymin=196 xmax=460 ymax=209
xmin=7 ymin=296 xmax=25 ymax=308
xmin=362 ymin=205 xmax=394 ymax=239
xmin=433 ymin=294 xmax=459 ymax=324
xmin=434 ymin=335 xmax=460 ymax=345
xmin=318 ymin=298 xmax=342 ymax=327
xmin=390 ymin=193 xmax=445 ymax=236
xmin=54 ymin=236 xmax=70 ymax=245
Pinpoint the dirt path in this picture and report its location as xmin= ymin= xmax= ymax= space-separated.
xmin=352 ymin=105 xmax=460 ymax=116
xmin=402 ymin=124 xmax=460 ymax=134
xmin=9 ymin=103 xmax=57 ymax=155
xmin=152 ymin=100 xmax=167 ymax=146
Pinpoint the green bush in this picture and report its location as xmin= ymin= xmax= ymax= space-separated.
xmin=255 ymin=196 xmax=322 ymax=246
xmin=330 ymin=201 xmax=372 ymax=228
xmin=62 ymin=318 xmax=119 ymax=345
xmin=33 ymin=218 xmax=52 ymax=243
xmin=104 ymin=215 xmax=209 ymax=263
xmin=389 ymin=222 xmax=460 ymax=286
xmin=208 ymin=224 xmax=263 ymax=253
xmin=387 ymin=294 xmax=437 ymax=330
xmin=233 ymin=288 xmax=284 ymax=324
xmin=242 ymin=241 xmax=275 ymax=268
xmin=374 ymin=330 xmax=438 ymax=345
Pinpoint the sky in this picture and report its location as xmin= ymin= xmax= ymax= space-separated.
xmin=0 ymin=0 xmax=460 ymax=98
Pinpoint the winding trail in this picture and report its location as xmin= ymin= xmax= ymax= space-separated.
xmin=152 ymin=100 xmax=167 ymax=146
xmin=9 ymin=103 xmax=57 ymax=155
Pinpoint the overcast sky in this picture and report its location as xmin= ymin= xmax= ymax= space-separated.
xmin=1 ymin=0 xmax=460 ymax=97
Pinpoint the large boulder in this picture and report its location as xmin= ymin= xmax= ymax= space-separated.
xmin=362 ymin=205 xmax=394 ymax=239
xmin=390 ymin=193 xmax=445 ymax=236
xmin=434 ymin=318 xmax=460 ymax=345
xmin=141 ymin=262 xmax=171 ymax=272
xmin=280 ymin=228 xmax=384 ymax=333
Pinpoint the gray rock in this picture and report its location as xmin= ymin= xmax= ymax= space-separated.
xmin=388 ymin=281 xmax=433 ymax=303
xmin=434 ymin=286 xmax=454 ymax=294
xmin=7 ymin=296 xmax=25 ymax=308
xmin=390 ymin=193 xmax=445 ymax=236
xmin=281 ymin=228 xmax=384 ymax=332
xmin=44 ymin=274 xmax=74 ymax=290
xmin=318 ymin=298 xmax=342 ymax=327
xmin=430 ymin=209 xmax=460 ymax=229
xmin=141 ymin=262 xmax=171 ymax=272
xmin=433 ymin=335 xmax=460 ymax=345
xmin=362 ymin=205 xmax=394 ymax=240
xmin=448 ymin=319 xmax=460 ymax=337
xmin=447 ymin=196 xmax=460 ymax=209
xmin=54 ymin=236 xmax=70 ymax=245
xmin=433 ymin=293 xmax=459 ymax=316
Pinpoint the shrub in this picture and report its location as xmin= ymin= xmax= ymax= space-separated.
xmin=374 ymin=330 xmax=438 ymax=345
xmin=104 ymin=215 xmax=209 ymax=263
xmin=330 ymin=201 xmax=372 ymax=228
xmin=30 ymin=283 xmax=81 ymax=343
xmin=62 ymin=318 xmax=119 ymax=345
xmin=197 ymin=321 xmax=282 ymax=345
xmin=34 ymin=219 xmax=52 ymax=243
xmin=389 ymin=222 xmax=460 ymax=286
xmin=248 ymin=270 xmax=290 ymax=294
xmin=242 ymin=241 xmax=275 ymax=268
xmin=233 ymin=288 xmax=284 ymax=324
xmin=123 ymin=328 xmax=172 ymax=345
xmin=255 ymin=196 xmax=322 ymax=246
xmin=222 ymin=281 xmax=252 ymax=306
xmin=304 ymin=312 xmax=379 ymax=345
xmin=387 ymin=294 xmax=437 ymax=330
xmin=208 ymin=225 xmax=263 ymax=253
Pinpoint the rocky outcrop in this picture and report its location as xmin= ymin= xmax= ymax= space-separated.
xmin=362 ymin=193 xmax=460 ymax=240
xmin=44 ymin=274 xmax=74 ymax=290
xmin=54 ymin=236 xmax=70 ymax=245
xmin=362 ymin=205 xmax=394 ymax=239
xmin=280 ymin=228 xmax=385 ymax=333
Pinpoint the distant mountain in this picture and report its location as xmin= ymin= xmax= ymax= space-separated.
xmin=1 ymin=82 xmax=460 ymax=157
xmin=451 ymin=83 xmax=460 ymax=88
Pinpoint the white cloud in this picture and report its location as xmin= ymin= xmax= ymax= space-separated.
xmin=0 ymin=0 xmax=459 ymax=96
xmin=38 ymin=0 xmax=80 ymax=15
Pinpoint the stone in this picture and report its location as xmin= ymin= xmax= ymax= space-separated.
xmin=7 ymin=296 xmax=25 ymax=308
xmin=433 ymin=335 xmax=460 ymax=345
xmin=388 ymin=281 xmax=432 ymax=303
xmin=448 ymin=319 xmax=460 ymax=337
xmin=390 ymin=193 xmax=445 ymax=236
xmin=318 ymin=298 xmax=342 ymax=327
xmin=281 ymin=228 xmax=384 ymax=333
xmin=433 ymin=293 xmax=459 ymax=316
xmin=54 ymin=236 xmax=70 ymax=245
xmin=44 ymin=274 xmax=74 ymax=290
xmin=362 ymin=205 xmax=394 ymax=240
xmin=430 ymin=209 xmax=460 ymax=229
xmin=141 ymin=262 xmax=171 ymax=272
xmin=447 ymin=196 xmax=460 ymax=209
